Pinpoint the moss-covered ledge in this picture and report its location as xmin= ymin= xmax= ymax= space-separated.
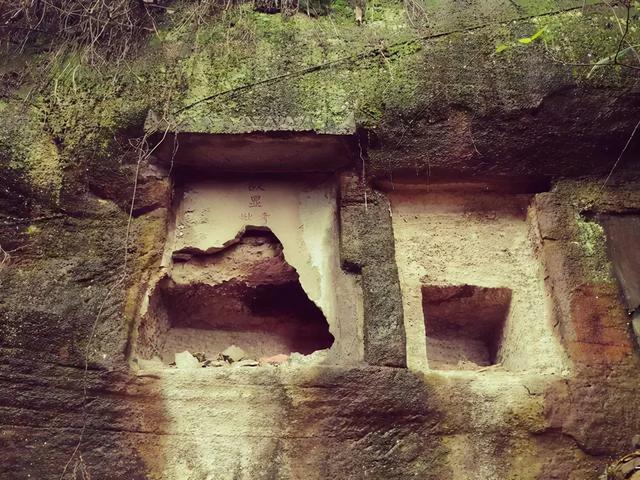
xmin=137 ymin=0 xmax=639 ymax=181
xmin=3 ymin=0 xmax=638 ymax=212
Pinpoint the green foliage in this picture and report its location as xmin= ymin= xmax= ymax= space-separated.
xmin=575 ymin=214 xmax=614 ymax=284
xmin=0 ymin=102 xmax=63 ymax=204
xmin=26 ymin=225 xmax=41 ymax=235
xmin=495 ymin=27 xmax=545 ymax=53
xmin=167 ymin=0 xmax=423 ymax=133
xmin=517 ymin=28 xmax=545 ymax=44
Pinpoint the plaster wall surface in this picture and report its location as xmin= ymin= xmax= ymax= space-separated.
xmin=130 ymin=366 xmax=566 ymax=480
xmin=388 ymin=191 xmax=568 ymax=374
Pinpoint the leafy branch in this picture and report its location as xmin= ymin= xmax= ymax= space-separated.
xmin=588 ymin=0 xmax=640 ymax=76
xmin=495 ymin=1 xmax=640 ymax=76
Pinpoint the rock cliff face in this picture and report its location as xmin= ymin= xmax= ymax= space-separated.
xmin=1 ymin=0 xmax=640 ymax=479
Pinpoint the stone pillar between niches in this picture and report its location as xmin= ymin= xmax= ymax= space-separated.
xmin=534 ymin=186 xmax=639 ymax=367
xmin=339 ymin=173 xmax=407 ymax=367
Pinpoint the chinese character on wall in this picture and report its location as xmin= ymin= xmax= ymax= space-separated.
xmin=249 ymin=195 xmax=262 ymax=208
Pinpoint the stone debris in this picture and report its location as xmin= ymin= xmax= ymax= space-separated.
xmin=603 ymin=452 xmax=640 ymax=479
xmin=603 ymin=436 xmax=640 ymax=479
xmin=203 ymin=360 xmax=226 ymax=368
xmin=167 ymin=347 xmax=291 ymax=368
xmin=288 ymin=350 xmax=327 ymax=365
xmin=174 ymin=350 xmax=201 ymax=369
xmin=220 ymin=345 xmax=247 ymax=363
xmin=260 ymin=353 xmax=289 ymax=365
xmin=235 ymin=359 xmax=259 ymax=367
xmin=193 ymin=352 xmax=207 ymax=362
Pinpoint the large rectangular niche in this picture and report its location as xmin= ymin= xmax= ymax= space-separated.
xmin=388 ymin=191 xmax=568 ymax=373
xmin=135 ymin=177 xmax=363 ymax=367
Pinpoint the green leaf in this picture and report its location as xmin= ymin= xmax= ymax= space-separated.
xmin=518 ymin=28 xmax=545 ymax=45
xmin=530 ymin=28 xmax=545 ymax=41
xmin=495 ymin=43 xmax=510 ymax=53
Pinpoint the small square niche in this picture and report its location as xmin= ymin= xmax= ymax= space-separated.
xmin=422 ymin=284 xmax=512 ymax=370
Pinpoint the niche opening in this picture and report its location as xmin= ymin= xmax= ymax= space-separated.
xmin=422 ymin=284 xmax=512 ymax=370
xmin=136 ymin=229 xmax=334 ymax=364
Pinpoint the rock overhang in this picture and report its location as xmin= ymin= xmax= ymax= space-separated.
xmin=137 ymin=0 xmax=640 ymax=181
xmin=145 ymin=109 xmax=359 ymax=173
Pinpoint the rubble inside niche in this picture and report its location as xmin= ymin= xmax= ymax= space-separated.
xmin=168 ymin=346 xmax=290 ymax=369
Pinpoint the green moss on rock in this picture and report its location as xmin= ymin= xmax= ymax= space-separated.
xmin=575 ymin=213 xmax=614 ymax=284
xmin=165 ymin=0 xmax=422 ymax=133
xmin=0 ymin=101 xmax=63 ymax=204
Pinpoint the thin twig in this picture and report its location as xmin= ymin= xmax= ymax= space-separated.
xmin=0 ymin=243 xmax=10 ymax=274
xmin=603 ymin=0 xmax=640 ymax=63
xmin=598 ymin=117 xmax=640 ymax=197
xmin=613 ymin=2 xmax=631 ymax=66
